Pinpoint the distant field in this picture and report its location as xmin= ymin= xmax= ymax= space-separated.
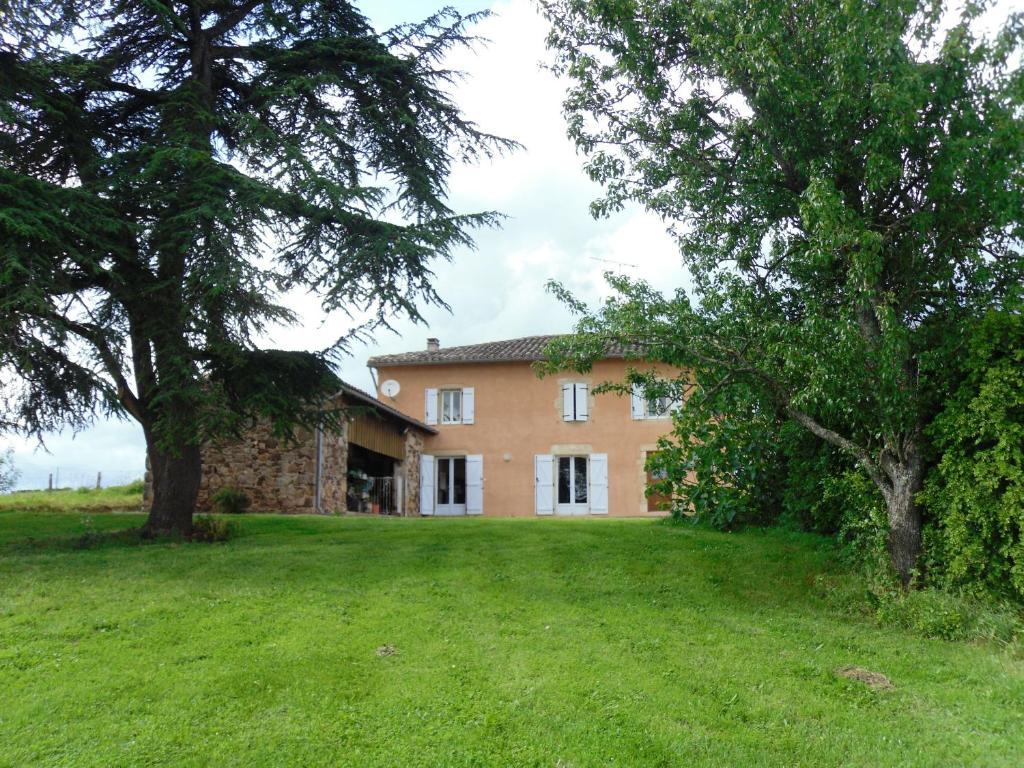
xmin=0 ymin=512 xmax=1021 ymax=767
xmin=0 ymin=482 xmax=143 ymax=513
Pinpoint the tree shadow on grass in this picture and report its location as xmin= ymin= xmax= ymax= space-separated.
xmin=3 ymin=515 xmax=240 ymax=553
xmin=5 ymin=525 xmax=148 ymax=553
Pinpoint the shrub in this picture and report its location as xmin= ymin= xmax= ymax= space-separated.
xmin=921 ymin=309 xmax=1024 ymax=602
xmin=649 ymin=381 xmax=785 ymax=529
xmin=827 ymin=470 xmax=889 ymax=568
xmin=818 ymin=571 xmax=1023 ymax=646
xmin=121 ymin=479 xmax=145 ymax=495
xmin=873 ymin=586 xmax=1022 ymax=645
xmin=777 ymin=422 xmax=864 ymax=536
xmin=211 ymin=486 xmax=250 ymax=515
xmin=191 ymin=515 xmax=237 ymax=542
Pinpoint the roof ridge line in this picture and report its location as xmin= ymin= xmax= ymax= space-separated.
xmin=367 ymin=333 xmax=634 ymax=368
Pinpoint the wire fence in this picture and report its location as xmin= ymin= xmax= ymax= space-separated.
xmin=13 ymin=467 xmax=143 ymax=492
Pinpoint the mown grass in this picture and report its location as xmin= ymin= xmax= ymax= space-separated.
xmin=0 ymin=512 xmax=1021 ymax=767
xmin=0 ymin=482 xmax=143 ymax=513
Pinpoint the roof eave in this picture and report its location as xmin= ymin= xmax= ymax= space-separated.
xmin=336 ymin=382 xmax=438 ymax=435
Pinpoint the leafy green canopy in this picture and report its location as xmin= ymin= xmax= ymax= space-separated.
xmin=542 ymin=0 xmax=1023 ymax=579
xmin=923 ymin=310 xmax=1024 ymax=601
xmin=0 ymin=1 xmax=513 ymax=447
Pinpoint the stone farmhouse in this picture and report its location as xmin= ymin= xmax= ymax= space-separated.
xmin=181 ymin=334 xmax=683 ymax=517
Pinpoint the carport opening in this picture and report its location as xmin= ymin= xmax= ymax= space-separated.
xmin=347 ymin=443 xmax=398 ymax=514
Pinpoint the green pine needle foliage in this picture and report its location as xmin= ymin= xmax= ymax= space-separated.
xmin=0 ymin=0 xmax=514 ymax=459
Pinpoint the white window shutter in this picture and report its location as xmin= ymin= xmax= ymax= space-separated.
xmin=589 ymin=453 xmax=609 ymax=513
xmin=534 ymin=454 xmax=554 ymax=515
xmin=424 ymin=388 xmax=438 ymax=425
xmin=630 ymin=385 xmax=645 ymax=420
xmin=562 ymin=384 xmax=575 ymax=421
xmin=462 ymin=387 xmax=475 ymax=424
xmin=574 ymin=383 xmax=589 ymax=421
xmin=419 ymin=455 xmax=435 ymax=515
xmin=466 ymin=454 xmax=483 ymax=514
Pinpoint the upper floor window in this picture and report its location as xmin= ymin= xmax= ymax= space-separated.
xmin=645 ymin=395 xmax=674 ymax=419
xmin=424 ymin=387 xmax=474 ymax=425
xmin=631 ymin=383 xmax=680 ymax=420
xmin=441 ymin=389 xmax=462 ymax=424
xmin=561 ymin=382 xmax=589 ymax=422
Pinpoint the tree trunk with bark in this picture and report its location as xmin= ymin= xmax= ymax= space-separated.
xmin=144 ymin=440 xmax=201 ymax=537
xmin=788 ymin=408 xmax=925 ymax=585
xmin=880 ymin=441 xmax=925 ymax=585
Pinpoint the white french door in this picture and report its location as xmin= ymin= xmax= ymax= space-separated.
xmin=435 ymin=456 xmax=467 ymax=516
xmin=556 ymin=455 xmax=589 ymax=515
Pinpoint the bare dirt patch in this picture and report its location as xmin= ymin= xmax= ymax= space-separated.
xmin=835 ymin=665 xmax=893 ymax=690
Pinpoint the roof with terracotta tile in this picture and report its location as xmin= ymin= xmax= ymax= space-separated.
xmin=366 ymin=334 xmax=634 ymax=368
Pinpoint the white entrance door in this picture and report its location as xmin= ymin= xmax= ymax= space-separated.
xmin=435 ymin=456 xmax=467 ymax=516
xmin=556 ymin=455 xmax=589 ymax=515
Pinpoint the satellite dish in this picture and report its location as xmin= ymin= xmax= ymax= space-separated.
xmin=380 ymin=379 xmax=401 ymax=398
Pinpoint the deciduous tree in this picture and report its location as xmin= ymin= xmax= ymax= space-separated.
xmin=542 ymin=0 xmax=1023 ymax=582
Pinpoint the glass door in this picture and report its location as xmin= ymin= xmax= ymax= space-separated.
xmin=556 ymin=456 xmax=589 ymax=515
xmin=436 ymin=457 xmax=467 ymax=516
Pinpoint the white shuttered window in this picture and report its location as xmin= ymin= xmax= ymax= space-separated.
xmin=631 ymin=383 xmax=680 ymax=420
xmin=426 ymin=387 xmax=475 ymax=425
xmin=425 ymin=388 xmax=438 ymax=425
xmin=561 ymin=382 xmax=589 ymax=421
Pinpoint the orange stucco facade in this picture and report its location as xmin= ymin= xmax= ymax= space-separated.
xmin=370 ymin=358 xmax=683 ymax=517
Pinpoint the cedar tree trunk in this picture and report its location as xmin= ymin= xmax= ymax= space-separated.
xmin=145 ymin=440 xmax=202 ymax=537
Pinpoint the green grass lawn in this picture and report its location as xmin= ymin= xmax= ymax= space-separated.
xmin=0 ymin=483 xmax=143 ymax=513
xmin=1 ymin=512 xmax=1021 ymax=767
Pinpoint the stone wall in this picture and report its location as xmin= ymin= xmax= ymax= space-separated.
xmin=401 ymin=428 xmax=425 ymax=516
xmin=141 ymin=393 xmax=430 ymax=515
xmin=194 ymin=421 xmax=346 ymax=515
xmin=317 ymin=428 xmax=348 ymax=514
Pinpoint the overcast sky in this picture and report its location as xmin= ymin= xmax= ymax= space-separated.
xmin=0 ymin=0 xmax=687 ymax=490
